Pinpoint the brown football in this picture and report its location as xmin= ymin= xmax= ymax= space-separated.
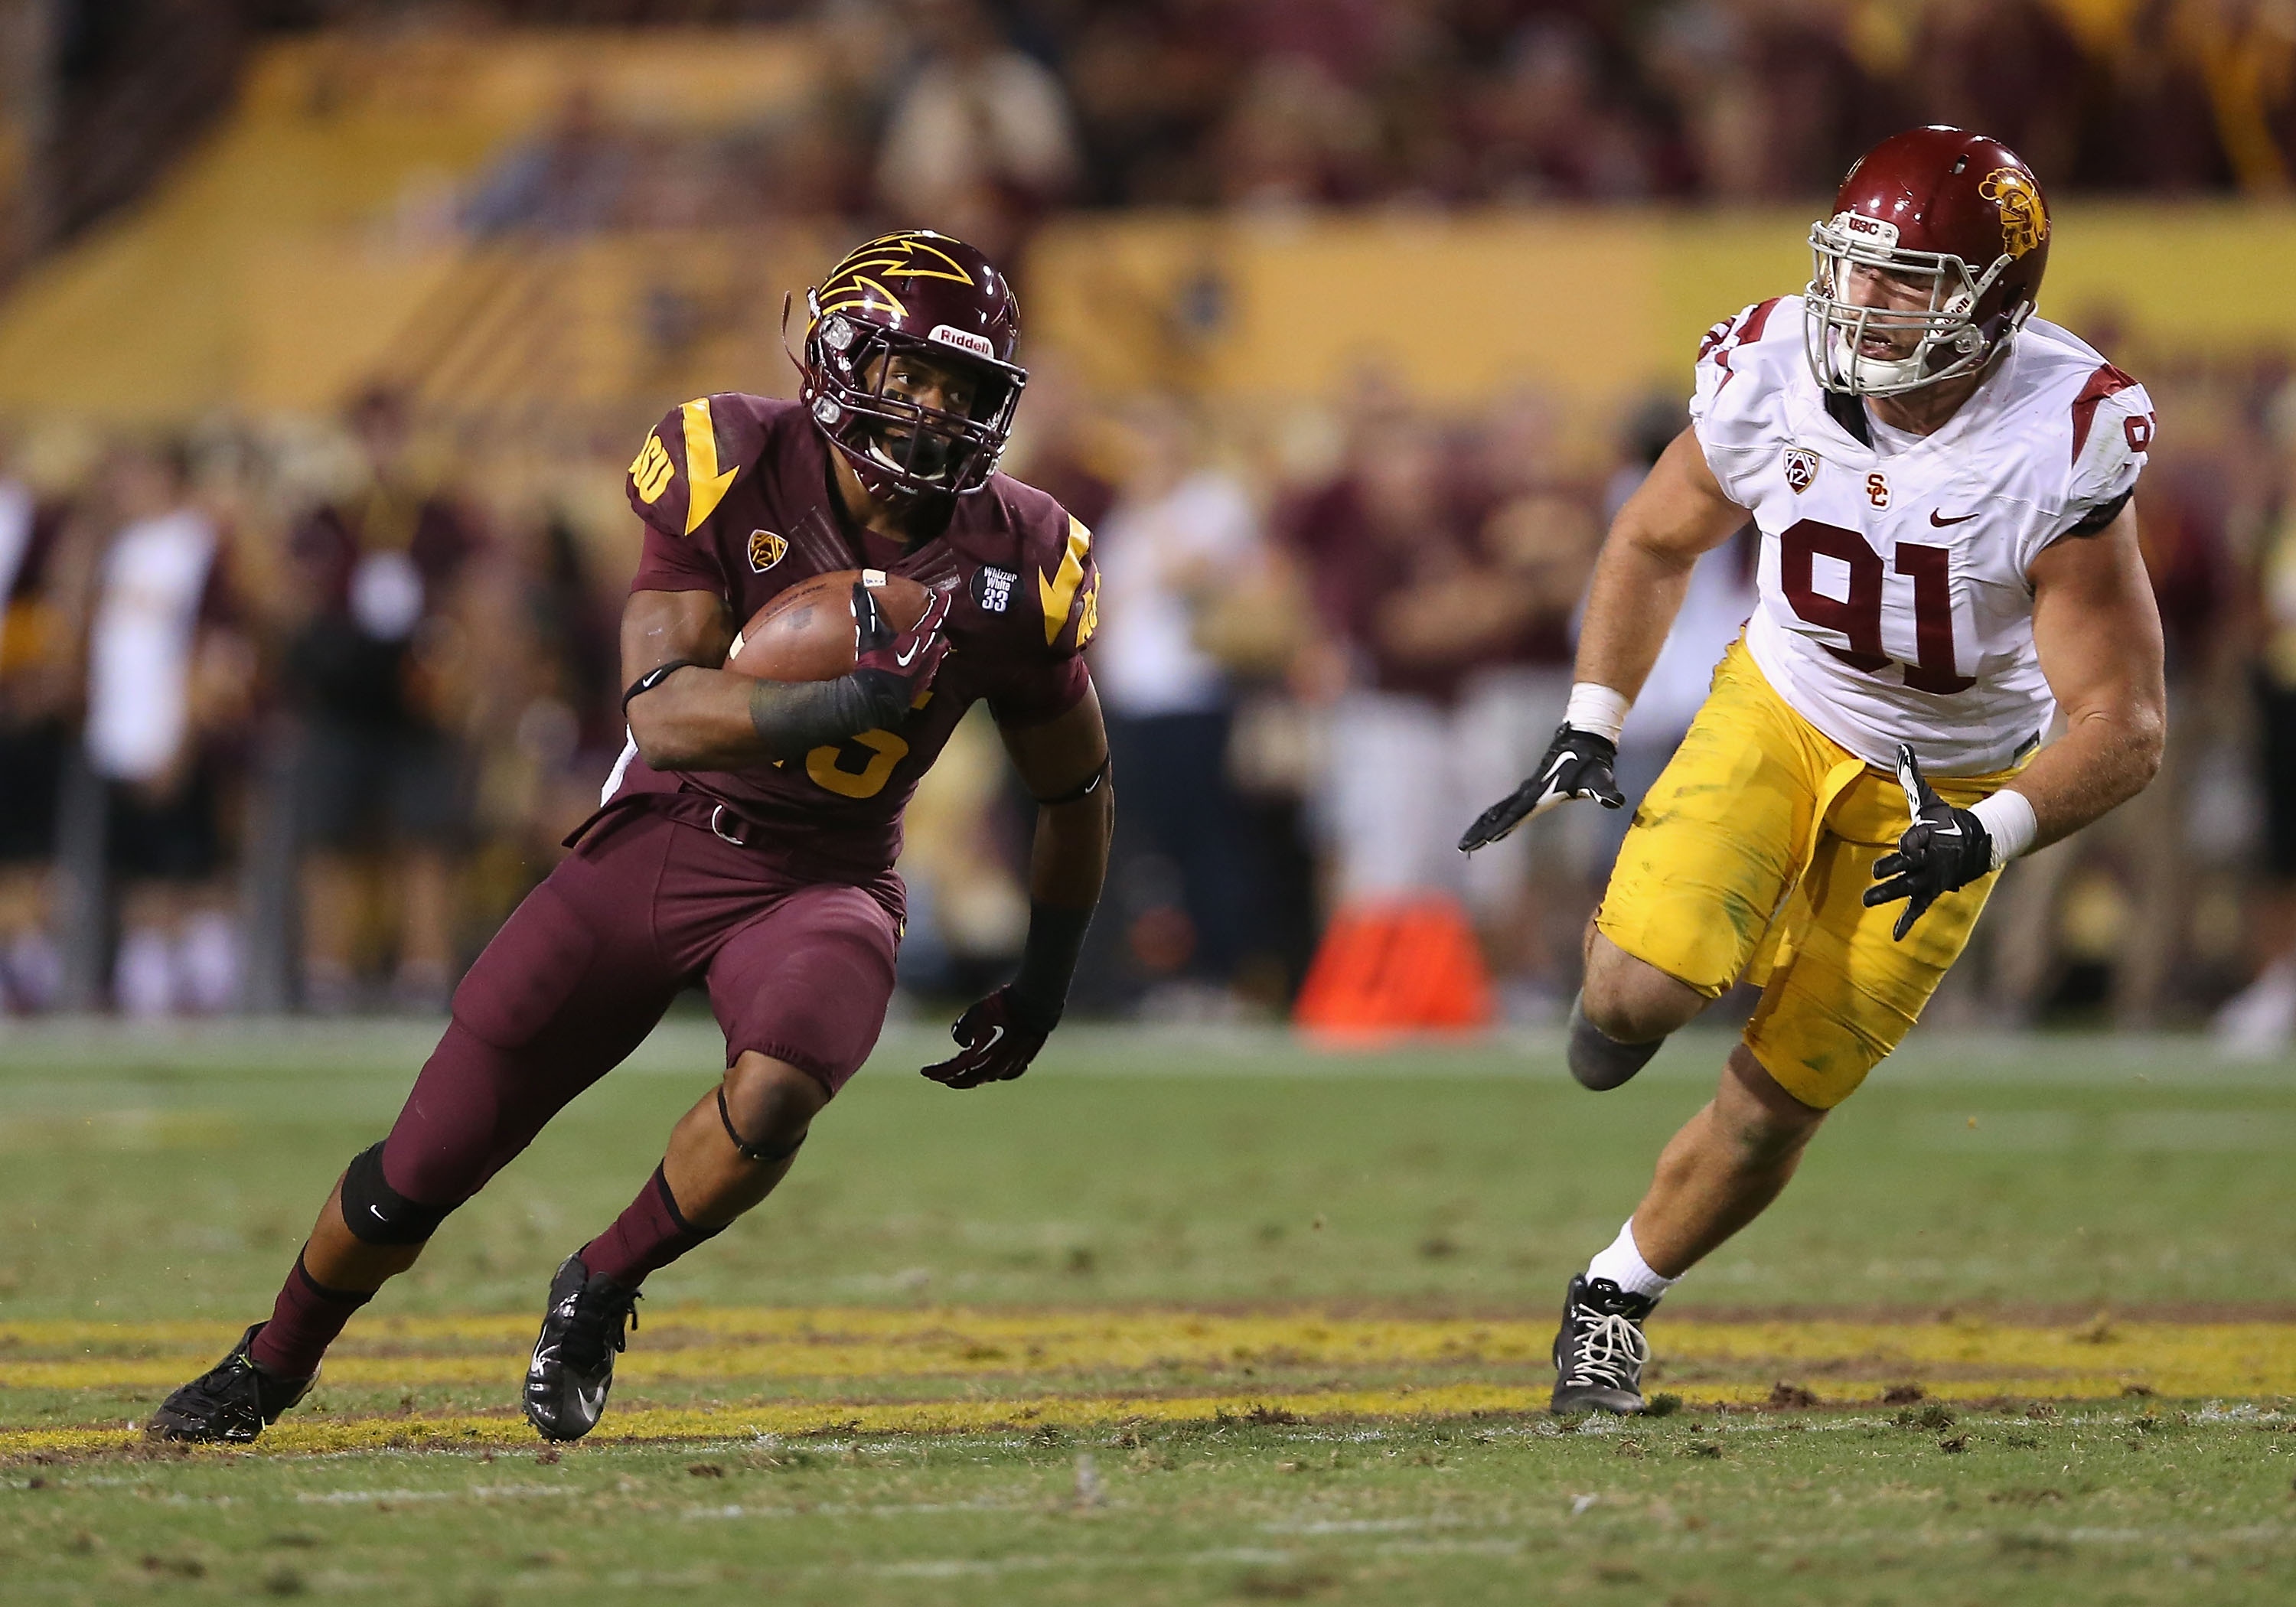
xmin=725 ymin=569 xmax=931 ymax=683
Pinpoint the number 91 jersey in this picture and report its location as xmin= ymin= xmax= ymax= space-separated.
xmin=1689 ymin=295 xmax=2154 ymax=775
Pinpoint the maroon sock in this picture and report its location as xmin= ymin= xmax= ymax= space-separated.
xmin=579 ymin=1165 xmax=723 ymax=1289
xmin=248 ymin=1252 xmax=373 ymax=1378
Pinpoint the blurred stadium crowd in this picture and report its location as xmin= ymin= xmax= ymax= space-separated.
xmin=5 ymin=0 xmax=2296 ymax=1045
xmin=15 ymin=0 xmax=2296 ymax=277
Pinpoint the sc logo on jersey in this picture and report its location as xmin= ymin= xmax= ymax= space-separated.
xmin=972 ymin=564 xmax=1019 ymax=614
xmin=1784 ymin=448 xmax=1819 ymax=494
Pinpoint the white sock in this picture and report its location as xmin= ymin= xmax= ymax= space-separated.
xmin=1585 ymin=1220 xmax=1676 ymax=1299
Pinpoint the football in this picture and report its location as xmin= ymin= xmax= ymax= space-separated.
xmin=725 ymin=569 xmax=931 ymax=682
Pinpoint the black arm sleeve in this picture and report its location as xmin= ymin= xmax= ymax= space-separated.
xmin=747 ymin=673 xmax=909 ymax=761
xmin=1007 ymin=901 xmax=1095 ymax=1029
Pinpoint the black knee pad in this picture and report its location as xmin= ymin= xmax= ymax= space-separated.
xmin=1567 ymin=995 xmax=1666 ymax=1091
xmin=339 ymin=1143 xmax=453 ymax=1246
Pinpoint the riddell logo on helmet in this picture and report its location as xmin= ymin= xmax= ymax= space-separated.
xmin=929 ymin=324 xmax=995 ymax=358
xmin=1978 ymin=168 xmax=2048 ymax=258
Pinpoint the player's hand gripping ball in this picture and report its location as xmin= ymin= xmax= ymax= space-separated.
xmin=726 ymin=568 xmax=943 ymax=686
xmin=1864 ymin=742 xmax=1995 ymax=940
xmin=920 ymin=987 xmax=1054 ymax=1090
xmin=1457 ymin=724 xmax=1625 ymax=853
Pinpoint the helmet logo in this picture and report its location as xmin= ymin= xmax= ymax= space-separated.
xmin=1838 ymin=210 xmax=1900 ymax=249
xmin=746 ymin=529 xmax=788 ymax=573
xmin=1785 ymin=448 xmax=1819 ymax=494
xmin=929 ymin=324 xmax=995 ymax=358
xmin=1978 ymin=168 xmax=2047 ymax=258
xmin=817 ymin=232 xmax=979 ymax=324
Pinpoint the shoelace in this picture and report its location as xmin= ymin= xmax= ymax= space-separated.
xmin=1562 ymin=1304 xmax=1649 ymax=1388
xmin=559 ymin=1286 xmax=641 ymax=1374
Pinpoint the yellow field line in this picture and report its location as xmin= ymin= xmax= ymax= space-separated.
xmin=5 ymin=1310 xmax=2291 ymax=1392
xmin=0 ymin=1371 xmax=2252 ymax=1461
xmin=5 ymin=1308 xmax=2289 ymax=1458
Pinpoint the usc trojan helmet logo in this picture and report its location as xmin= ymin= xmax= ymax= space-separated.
xmin=1978 ymin=168 xmax=2048 ymax=259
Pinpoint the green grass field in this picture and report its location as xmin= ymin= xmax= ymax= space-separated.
xmin=3 ymin=1018 xmax=2294 ymax=1603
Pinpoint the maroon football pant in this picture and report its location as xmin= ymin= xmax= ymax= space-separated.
xmin=375 ymin=800 xmax=904 ymax=1212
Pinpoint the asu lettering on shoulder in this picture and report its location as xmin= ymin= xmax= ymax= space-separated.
xmin=628 ymin=397 xmax=742 ymax=537
xmin=1037 ymin=514 xmax=1094 ymax=647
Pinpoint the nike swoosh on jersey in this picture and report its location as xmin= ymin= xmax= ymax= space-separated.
xmin=1929 ymin=510 xmax=1979 ymax=526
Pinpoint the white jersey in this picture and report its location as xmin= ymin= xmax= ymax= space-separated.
xmin=1688 ymin=295 xmax=2154 ymax=774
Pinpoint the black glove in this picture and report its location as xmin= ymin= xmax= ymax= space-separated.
xmin=1458 ymin=724 xmax=1625 ymax=853
xmin=850 ymin=581 xmax=951 ymax=725
xmin=921 ymin=987 xmax=1055 ymax=1090
xmin=1863 ymin=742 xmax=1994 ymax=941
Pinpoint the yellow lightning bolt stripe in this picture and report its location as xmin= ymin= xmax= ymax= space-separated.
xmin=827 ymin=232 xmax=977 ymax=288
xmin=818 ymin=273 xmax=908 ymax=322
xmin=1037 ymin=516 xmax=1093 ymax=647
xmin=680 ymin=398 xmax=739 ymax=536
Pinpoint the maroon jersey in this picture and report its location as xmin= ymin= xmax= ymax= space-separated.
xmin=608 ymin=393 xmax=1100 ymax=873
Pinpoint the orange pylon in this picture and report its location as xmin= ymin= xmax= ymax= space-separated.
xmin=1293 ymin=895 xmax=1495 ymax=1044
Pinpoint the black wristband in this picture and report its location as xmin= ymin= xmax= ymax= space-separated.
xmin=622 ymin=659 xmax=696 ymax=712
xmin=1009 ymin=901 xmax=1094 ymax=1030
xmin=747 ymin=673 xmax=889 ymax=759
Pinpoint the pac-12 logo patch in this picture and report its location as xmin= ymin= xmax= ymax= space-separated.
xmin=972 ymin=564 xmax=1018 ymax=614
xmin=1784 ymin=448 xmax=1819 ymax=494
xmin=746 ymin=530 xmax=788 ymax=572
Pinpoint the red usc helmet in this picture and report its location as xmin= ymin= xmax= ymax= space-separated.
xmin=791 ymin=230 xmax=1026 ymax=503
xmin=1804 ymin=126 xmax=2051 ymax=397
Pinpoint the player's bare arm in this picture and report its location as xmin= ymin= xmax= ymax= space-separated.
xmin=2002 ymin=502 xmax=2166 ymax=843
xmin=923 ymin=685 xmax=1114 ymax=1090
xmin=1573 ymin=428 xmax=1750 ymax=704
xmin=1458 ymin=428 xmax=1744 ymax=851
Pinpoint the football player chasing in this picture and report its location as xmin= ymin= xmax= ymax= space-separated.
xmin=1460 ymin=128 xmax=2164 ymax=1413
xmin=148 ymin=232 xmax=1114 ymax=1443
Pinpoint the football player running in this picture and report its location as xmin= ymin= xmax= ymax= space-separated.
xmin=148 ymin=232 xmax=1114 ymax=1443
xmin=1459 ymin=128 xmax=2164 ymax=1413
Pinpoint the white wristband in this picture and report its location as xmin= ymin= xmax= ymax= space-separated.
xmin=1564 ymin=683 xmax=1632 ymax=745
xmin=1970 ymin=789 xmax=2037 ymax=869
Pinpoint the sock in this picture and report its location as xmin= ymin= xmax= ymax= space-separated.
xmin=1585 ymin=1220 xmax=1678 ymax=1300
xmin=249 ymin=1251 xmax=373 ymax=1378
xmin=579 ymin=1164 xmax=724 ymax=1289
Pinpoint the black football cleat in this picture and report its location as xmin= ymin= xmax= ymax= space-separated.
xmin=1551 ymin=1274 xmax=1658 ymax=1414
xmin=145 ymin=1323 xmax=315 ymax=1444
xmin=523 ymin=1253 xmax=641 ymax=1442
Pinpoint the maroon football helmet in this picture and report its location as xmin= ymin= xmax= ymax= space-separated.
xmin=791 ymin=230 xmax=1026 ymax=503
xmin=1804 ymin=125 xmax=2051 ymax=397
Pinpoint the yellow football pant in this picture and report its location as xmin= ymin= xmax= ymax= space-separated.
xmin=1596 ymin=640 xmax=2017 ymax=1109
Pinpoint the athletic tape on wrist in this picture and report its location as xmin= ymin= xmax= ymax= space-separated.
xmin=1970 ymin=788 xmax=2038 ymax=869
xmin=1564 ymin=683 xmax=1631 ymax=745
